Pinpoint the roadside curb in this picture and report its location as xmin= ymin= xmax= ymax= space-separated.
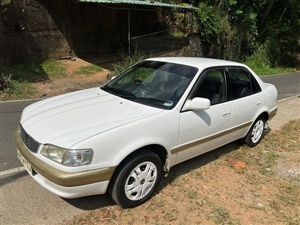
xmin=278 ymin=94 xmax=300 ymax=103
xmin=0 ymin=98 xmax=43 ymax=104
xmin=0 ymin=166 xmax=25 ymax=177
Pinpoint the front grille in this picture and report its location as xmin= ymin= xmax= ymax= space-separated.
xmin=20 ymin=125 xmax=40 ymax=153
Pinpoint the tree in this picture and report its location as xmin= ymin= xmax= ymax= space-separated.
xmin=193 ymin=0 xmax=300 ymax=67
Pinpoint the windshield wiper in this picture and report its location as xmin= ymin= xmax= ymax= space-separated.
xmin=102 ymin=86 xmax=171 ymax=107
xmin=101 ymin=86 xmax=135 ymax=97
xmin=125 ymin=96 xmax=166 ymax=104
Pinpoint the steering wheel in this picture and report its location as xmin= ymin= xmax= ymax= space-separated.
xmin=134 ymin=79 xmax=150 ymax=92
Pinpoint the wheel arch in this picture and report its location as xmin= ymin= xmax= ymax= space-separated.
xmin=259 ymin=111 xmax=269 ymax=122
xmin=250 ymin=110 xmax=269 ymax=130
xmin=108 ymin=144 xmax=168 ymax=189
xmin=243 ymin=111 xmax=269 ymax=140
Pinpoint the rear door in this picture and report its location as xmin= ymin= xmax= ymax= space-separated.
xmin=227 ymin=67 xmax=263 ymax=139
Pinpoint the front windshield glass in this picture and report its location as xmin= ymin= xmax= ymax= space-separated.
xmin=101 ymin=60 xmax=198 ymax=109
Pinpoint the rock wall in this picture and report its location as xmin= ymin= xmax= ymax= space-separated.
xmin=0 ymin=0 xmax=161 ymax=65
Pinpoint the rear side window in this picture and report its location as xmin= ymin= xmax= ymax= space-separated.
xmin=227 ymin=68 xmax=261 ymax=100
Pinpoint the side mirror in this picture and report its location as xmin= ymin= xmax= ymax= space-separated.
xmin=182 ymin=97 xmax=211 ymax=111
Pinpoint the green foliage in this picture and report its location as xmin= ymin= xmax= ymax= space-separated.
xmin=211 ymin=207 xmax=236 ymax=224
xmin=0 ymin=60 xmax=66 ymax=100
xmin=196 ymin=3 xmax=220 ymax=44
xmin=72 ymin=65 xmax=102 ymax=76
xmin=112 ymin=48 xmax=150 ymax=75
xmin=259 ymin=0 xmax=300 ymax=67
xmin=0 ymin=0 xmax=11 ymax=7
xmin=193 ymin=0 xmax=300 ymax=67
xmin=0 ymin=73 xmax=36 ymax=100
xmin=4 ymin=80 xmax=37 ymax=99
xmin=0 ymin=74 xmax=11 ymax=91
xmin=0 ymin=61 xmax=67 ymax=82
xmin=194 ymin=1 xmax=263 ymax=60
xmin=41 ymin=61 xmax=67 ymax=78
xmin=244 ymin=47 xmax=293 ymax=75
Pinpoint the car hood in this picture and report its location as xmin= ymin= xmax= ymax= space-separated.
xmin=21 ymin=88 xmax=163 ymax=148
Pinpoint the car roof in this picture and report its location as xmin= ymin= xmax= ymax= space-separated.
xmin=145 ymin=57 xmax=246 ymax=70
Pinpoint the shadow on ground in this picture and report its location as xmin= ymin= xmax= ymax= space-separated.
xmin=63 ymin=140 xmax=243 ymax=210
xmin=0 ymin=170 xmax=28 ymax=187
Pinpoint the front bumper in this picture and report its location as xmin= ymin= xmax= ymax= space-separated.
xmin=15 ymin=127 xmax=116 ymax=198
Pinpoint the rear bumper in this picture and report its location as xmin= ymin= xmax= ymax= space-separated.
xmin=269 ymin=108 xmax=278 ymax=120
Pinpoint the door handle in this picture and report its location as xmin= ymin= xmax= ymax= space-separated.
xmin=222 ymin=112 xmax=231 ymax=117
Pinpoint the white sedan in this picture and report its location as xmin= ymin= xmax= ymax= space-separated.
xmin=15 ymin=57 xmax=278 ymax=208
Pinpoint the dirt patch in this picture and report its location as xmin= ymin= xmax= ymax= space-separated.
xmin=34 ymin=58 xmax=113 ymax=98
xmin=59 ymin=120 xmax=300 ymax=225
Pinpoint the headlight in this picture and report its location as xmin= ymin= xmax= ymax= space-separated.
xmin=62 ymin=149 xmax=93 ymax=167
xmin=41 ymin=145 xmax=93 ymax=167
xmin=41 ymin=145 xmax=68 ymax=164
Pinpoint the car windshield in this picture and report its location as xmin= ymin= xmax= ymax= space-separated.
xmin=101 ymin=61 xmax=198 ymax=109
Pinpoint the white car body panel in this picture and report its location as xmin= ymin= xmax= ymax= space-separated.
xmin=79 ymin=110 xmax=180 ymax=170
xmin=21 ymin=88 xmax=163 ymax=148
xmin=15 ymin=57 xmax=278 ymax=200
xmin=177 ymin=101 xmax=232 ymax=163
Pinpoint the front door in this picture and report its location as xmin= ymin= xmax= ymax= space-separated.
xmin=174 ymin=68 xmax=232 ymax=164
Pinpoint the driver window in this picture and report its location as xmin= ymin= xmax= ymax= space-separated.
xmin=194 ymin=69 xmax=227 ymax=105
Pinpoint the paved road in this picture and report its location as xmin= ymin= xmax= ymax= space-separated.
xmin=0 ymin=72 xmax=299 ymax=172
xmin=261 ymin=72 xmax=300 ymax=100
xmin=0 ymin=100 xmax=39 ymax=171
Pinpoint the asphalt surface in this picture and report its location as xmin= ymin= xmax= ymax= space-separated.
xmin=0 ymin=100 xmax=39 ymax=171
xmin=0 ymin=72 xmax=299 ymax=172
xmin=261 ymin=72 xmax=300 ymax=99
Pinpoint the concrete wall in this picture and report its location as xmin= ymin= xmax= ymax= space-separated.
xmin=0 ymin=0 xmax=162 ymax=65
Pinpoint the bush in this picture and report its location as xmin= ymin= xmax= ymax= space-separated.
xmin=112 ymin=48 xmax=150 ymax=75
xmin=0 ymin=74 xmax=11 ymax=91
xmin=244 ymin=47 xmax=293 ymax=75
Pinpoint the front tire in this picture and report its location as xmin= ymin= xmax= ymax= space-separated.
xmin=109 ymin=150 xmax=162 ymax=208
xmin=244 ymin=117 xmax=265 ymax=147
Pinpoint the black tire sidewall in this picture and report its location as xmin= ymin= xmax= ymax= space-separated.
xmin=110 ymin=151 xmax=162 ymax=208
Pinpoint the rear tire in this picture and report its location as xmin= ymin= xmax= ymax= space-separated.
xmin=244 ymin=117 xmax=265 ymax=147
xmin=109 ymin=150 xmax=162 ymax=208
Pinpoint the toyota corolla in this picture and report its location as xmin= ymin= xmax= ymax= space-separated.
xmin=15 ymin=57 xmax=278 ymax=208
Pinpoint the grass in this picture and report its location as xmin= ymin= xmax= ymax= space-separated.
xmin=244 ymin=48 xmax=294 ymax=76
xmin=59 ymin=119 xmax=300 ymax=225
xmin=0 ymin=61 xmax=68 ymax=100
xmin=5 ymin=80 xmax=37 ymax=99
xmin=40 ymin=61 xmax=67 ymax=78
xmin=244 ymin=61 xmax=294 ymax=76
xmin=72 ymin=65 xmax=102 ymax=75
xmin=211 ymin=207 xmax=238 ymax=224
xmin=0 ymin=60 xmax=110 ymax=100
xmin=0 ymin=61 xmax=67 ymax=82
xmin=112 ymin=48 xmax=151 ymax=75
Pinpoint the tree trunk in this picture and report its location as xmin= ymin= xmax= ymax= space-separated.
xmin=260 ymin=0 xmax=275 ymax=27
